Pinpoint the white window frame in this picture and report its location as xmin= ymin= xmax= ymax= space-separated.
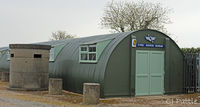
xmin=79 ymin=44 xmax=97 ymax=63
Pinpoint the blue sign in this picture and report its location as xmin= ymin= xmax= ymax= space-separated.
xmin=145 ymin=35 xmax=156 ymax=43
xmin=136 ymin=43 xmax=165 ymax=48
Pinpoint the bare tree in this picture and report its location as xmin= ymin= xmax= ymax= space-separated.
xmin=50 ymin=30 xmax=76 ymax=40
xmin=100 ymin=0 xmax=171 ymax=32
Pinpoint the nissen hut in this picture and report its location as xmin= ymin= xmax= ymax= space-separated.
xmin=0 ymin=29 xmax=184 ymax=97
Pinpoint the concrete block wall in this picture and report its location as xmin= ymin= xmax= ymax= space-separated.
xmin=9 ymin=44 xmax=51 ymax=90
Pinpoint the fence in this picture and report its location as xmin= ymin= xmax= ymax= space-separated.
xmin=184 ymin=53 xmax=200 ymax=93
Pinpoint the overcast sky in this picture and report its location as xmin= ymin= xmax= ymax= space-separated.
xmin=0 ymin=0 xmax=199 ymax=48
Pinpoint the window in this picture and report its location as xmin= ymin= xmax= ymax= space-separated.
xmin=79 ymin=39 xmax=112 ymax=63
xmin=0 ymin=50 xmax=6 ymax=58
xmin=0 ymin=49 xmax=9 ymax=60
xmin=11 ymin=54 xmax=14 ymax=57
xmin=49 ymin=47 xmax=55 ymax=61
xmin=79 ymin=44 xmax=97 ymax=63
xmin=49 ymin=44 xmax=66 ymax=62
xmin=34 ymin=54 xmax=42 ymax=58
xmin=7 ymin=50 xmax=10 ymax=61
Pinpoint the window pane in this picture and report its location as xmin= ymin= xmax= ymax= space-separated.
xmin=7 ymin=50 xmax=10 ymax=61
xmin=81 ymin=47 xmax=87 ymax=51
xmin=89 ymin=47 xmax=96 ymax=52
xmin=49 ymin=48 xmax=55 ymax=61
xmin=89 ymin=45 xmax=96 ymax=52
xmin=89 ymin=53 xmax=96 ymax=60
xmin=81 ymin=53 xmax=88 ymax=60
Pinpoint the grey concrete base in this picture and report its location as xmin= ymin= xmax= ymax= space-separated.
xmin=83 ymin=83 xmax=100 ymax=105
xmin=1 ymin=72 xmax=9 ymax=82
xmin=48 ymin=78 xmax=62 ymax=95
xmin=9 ymin=71 xmax=49 ymax=90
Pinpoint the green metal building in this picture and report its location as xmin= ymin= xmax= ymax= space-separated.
xmin=0 ymin=47 xmax=10 ymax=73
xmin=0 ymin=29 xmax=184 ymax=97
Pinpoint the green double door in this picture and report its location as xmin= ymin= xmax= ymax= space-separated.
xmin=135 ymin=50 xmax=164 ymax=96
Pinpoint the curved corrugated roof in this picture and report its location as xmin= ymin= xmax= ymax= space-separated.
xmin=0 ymin=47 xmax=9 ymax=51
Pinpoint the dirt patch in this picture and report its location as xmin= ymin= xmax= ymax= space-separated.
xmin=0 ymin=81 xmax=9 ymax=90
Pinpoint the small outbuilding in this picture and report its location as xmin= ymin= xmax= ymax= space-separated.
xmin=9 ymin=44 xmax=51 ymax=90
xmin=0 ymin=29 xmax=184 ymax=97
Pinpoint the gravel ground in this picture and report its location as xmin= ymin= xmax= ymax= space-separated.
xmin=0 ymin=97 xmax=57 ymax=107
xmin=0 ymin=81 xmax=74 ymax=107
xmin=1 ymin=81 xmax=200 ymax=107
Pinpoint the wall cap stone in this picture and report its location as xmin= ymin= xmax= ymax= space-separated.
xmin=9 ymin=44 xmax=51 ymax=50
